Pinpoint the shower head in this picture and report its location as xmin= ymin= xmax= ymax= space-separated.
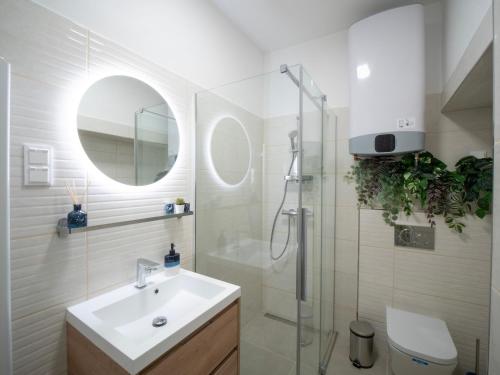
xmin=288 ymin=130 xmax=298 ymax=151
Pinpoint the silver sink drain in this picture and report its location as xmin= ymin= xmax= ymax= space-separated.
xmin=152 ymin=316 xmax=167 ymax=327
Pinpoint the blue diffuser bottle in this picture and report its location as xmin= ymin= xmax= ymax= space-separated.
xmin=67 ymin=204 xmax=87 ymax=229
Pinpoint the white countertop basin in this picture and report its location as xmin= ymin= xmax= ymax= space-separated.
xmin=66 ymin=269 xmax=241 ymax=374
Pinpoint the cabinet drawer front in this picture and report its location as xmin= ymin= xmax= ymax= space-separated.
xmin=144 ymin=302 xmax=239 ymax=375
xmin=212 ymin=350 xmax=238 ymax=375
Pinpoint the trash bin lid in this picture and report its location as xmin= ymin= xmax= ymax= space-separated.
xmin=349 ymin=320 xmax=374 ymax=338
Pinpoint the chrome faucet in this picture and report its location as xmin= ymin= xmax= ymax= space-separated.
xmin=135 ymin=258 xmax=160 ymax=288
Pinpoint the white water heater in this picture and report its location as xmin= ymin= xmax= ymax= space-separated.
xmin=348 ymin=4 xmax=425 ymax=155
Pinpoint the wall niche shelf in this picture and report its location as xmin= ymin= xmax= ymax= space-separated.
xmin=56 ymin=211 xmax=193 ymax=238
xmin=442 ymin=7 xmax=493 ymax=113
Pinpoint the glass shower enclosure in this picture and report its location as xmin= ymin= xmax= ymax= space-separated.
xmin=195 ymin=65 xmax=336 ymax=375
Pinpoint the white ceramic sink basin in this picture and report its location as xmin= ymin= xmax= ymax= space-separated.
xmin=67 ymin=269 xmax=240 ymax=374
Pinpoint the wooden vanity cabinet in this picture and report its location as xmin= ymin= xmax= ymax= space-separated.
xmin=67 ymin=299 xmax=240 ymax=375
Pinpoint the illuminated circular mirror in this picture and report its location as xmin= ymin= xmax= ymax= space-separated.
xmin=77 ymin=75 xmax=179 ymax=186
xmin=210 ymin=117 xmax=251 ymax=185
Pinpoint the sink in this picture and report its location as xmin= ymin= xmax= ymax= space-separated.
xmin=66 ymin=269 xmax=240 ymax=374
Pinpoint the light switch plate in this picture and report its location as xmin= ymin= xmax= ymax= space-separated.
xmin=24 ymin=144 xmax=52 ymax=186
xmin=28 ymin=148 xmax=49 ymax=165
xmin=28 ymin=167 xmax=49 ymax=184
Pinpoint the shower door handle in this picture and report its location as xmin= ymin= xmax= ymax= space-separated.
xmin=297 ymin=207 xmax=307 ymax=302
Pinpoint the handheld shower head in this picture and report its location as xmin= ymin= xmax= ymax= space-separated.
xmin=288 ymin=130 xmax=298 ymax=151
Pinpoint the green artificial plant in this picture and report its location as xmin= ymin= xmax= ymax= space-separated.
xmin=346 ymin=152 xmax=493 ymax=233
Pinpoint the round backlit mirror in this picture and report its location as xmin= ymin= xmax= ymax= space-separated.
xmin=77 ymin=76 xmax=179 ymax=186
xmin=210 ymin=117 xmax=251 ymax=185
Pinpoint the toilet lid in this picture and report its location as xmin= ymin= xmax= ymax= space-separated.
xmin=386 ymin=307 xmax=457 ymax=365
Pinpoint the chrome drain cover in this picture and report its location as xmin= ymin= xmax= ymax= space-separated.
xmin=152 ymin=316 xmax=167 ymax=327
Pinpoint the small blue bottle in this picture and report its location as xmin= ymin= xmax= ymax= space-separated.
xmin=164 ymin=243 xmax=180 ymax=275
xmin=67 ymin=204 xmax=87 ymax=229
xmin=165 ymin=203 xmax=174 ymax=215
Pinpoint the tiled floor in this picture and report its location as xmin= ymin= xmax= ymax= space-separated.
xmin=240 ymin=313 xmax=388 ymax=375
xmin=326 ymin=339 xmax=388 ymax=375
xmin=240 ymin=313 xmax=319 ymax=375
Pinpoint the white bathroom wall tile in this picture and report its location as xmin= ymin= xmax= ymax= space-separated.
xmin=334 ymin=239 xmax=357 ymax=275
xmin=423 ymin=94 xmax=441 ymax=132
xmin=335 ymin=175 xmax=357 ymax=208
xmin=359 ymin=209 xmax=393 ymax=249
xmin=358 ymin=281 xmax=392 ymax=323
xmin=87 ymin=219 xmax=193 ymax=295
xmin=263 ymin=257 xmax=297 ymax=295
xmin=10 ymin=234 xmax=86 ymax=320
xmin=323 ymin=140 xmax=336 ymax=174
xmin=492 ymin=143 xmax=500 ymax=291
xmin=11 ymin=299 xmax=83 ymax=375
xmin=321 ymin=236 xmax=336 ymax=271
xmin=493 ymin=3 xmax=500 ymax=373
xmin=359 ymin=245 xmax=394 ymax=288
xmin=263 ymin=115 xmax=297 ymax=147
xmin=322 ymin=173 xmax=336 ymax=207
xmin=335 ymin=206 xmax=358 ymax=241
xmin=433 ymin=215 xmax=492 ymax=261
xmin=490 ymin=287 xmax=500 ymax=375
xmin=334 ymin=271 xmax=357 ymax=309
xmin=395 ymin=249 xmax=490 ymax=306
xmin=426 ymin=128 xmax=493 ymax=167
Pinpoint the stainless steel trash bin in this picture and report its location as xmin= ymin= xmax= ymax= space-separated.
xmin=349 ymin=320 xmax=375 ymax=368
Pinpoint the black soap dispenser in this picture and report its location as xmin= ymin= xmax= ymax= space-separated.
xmin=164 ymin=243 xmax=180 ymax=276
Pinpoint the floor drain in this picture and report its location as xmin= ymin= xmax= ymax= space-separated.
xmin=152 ymin=316 xmax=167 ymax=327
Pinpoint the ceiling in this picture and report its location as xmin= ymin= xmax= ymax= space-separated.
xmin=211 ymin=0 xmax=441 ymax=51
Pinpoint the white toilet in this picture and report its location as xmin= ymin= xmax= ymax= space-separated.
xmin=386 ymin=307 xmax=458 ymax=375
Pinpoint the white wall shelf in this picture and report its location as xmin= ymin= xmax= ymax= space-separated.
xmin=442 ymin=7 xmax=493 ymax=113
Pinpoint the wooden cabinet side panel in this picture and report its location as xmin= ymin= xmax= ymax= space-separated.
xmin=67 ymin=324 xmax=128 ymax=375
xmin=143 ymin=301 xmax=239 ymax=375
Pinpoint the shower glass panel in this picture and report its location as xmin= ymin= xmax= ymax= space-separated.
xmin=135 ymin=103 xmax=179 ymax=185
xmin=195 ymin=65 xmax=335 ymax=375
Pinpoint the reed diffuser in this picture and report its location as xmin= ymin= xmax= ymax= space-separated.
xmin=65 ymin=180 xmax=87 ymax=229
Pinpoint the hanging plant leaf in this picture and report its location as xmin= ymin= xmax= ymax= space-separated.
xmin=346 ymin=151 xmax=493 ymax=233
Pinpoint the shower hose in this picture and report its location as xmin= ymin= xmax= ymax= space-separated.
xmin=269 ymin=153 xmax=297 ymax=260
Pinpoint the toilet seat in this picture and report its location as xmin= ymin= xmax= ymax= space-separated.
xmin=386 ymin=307 xmax=457 ymax=366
